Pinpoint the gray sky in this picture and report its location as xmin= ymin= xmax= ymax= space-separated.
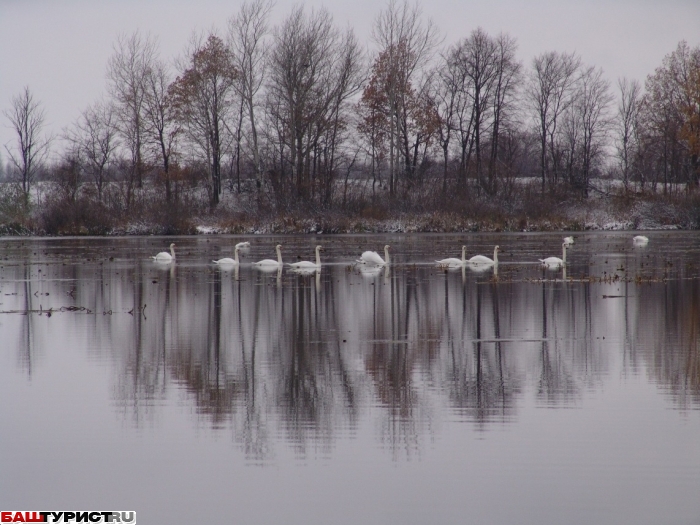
xmin=1 ymin=0 xmax=699 ymax=160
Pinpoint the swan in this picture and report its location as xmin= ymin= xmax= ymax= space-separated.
xmin=358 ymin=245 xmax=390 ymax=266
xmin=563 ymin=236 xmax=575 ymax=246
xmin=254 ymin=244 xmax=283 ymax=267
xmin=540 ymin=242 xmax=567 ymax=268
xmin=468 ymin=245 xmax=499 ymax=266
xmin=213 ymin=242 xmax=246 ymax=266
xmin=289 ymin=245 xmax=323 ymax=269
xmin=633 ymin=235 xmax=649 ymax=245
xmin=152 ymin=243 xmax=176 ymax=263
xmin=436 ymin=245 xmax=467 ymax=268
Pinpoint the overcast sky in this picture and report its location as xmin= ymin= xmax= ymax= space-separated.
xmin=1 ymin=0 xmax=699 ymax=160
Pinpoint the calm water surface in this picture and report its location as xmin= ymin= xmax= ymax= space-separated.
xmin=1 ymin=232 xmax=699 ymax=524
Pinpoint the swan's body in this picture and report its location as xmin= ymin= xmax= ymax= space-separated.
xmin=633 ymin=235 xmax=649 ymax=245
xmin=289 ymin=245 xmax=323 ymax=269
xmin=563 ymin=236 xmax=575 ymax=246
xmin=437 ymin=246 xmax=467 ymax=268
xmin=359 ymin=245 xmax=390 ymax=266
xmin=213 ymin=243 xmax=247 ymax=266
xmin=290 ymin=266 xmax=320 ymax=276
xmin=152 ymin=243 xmax=176 ymax=263
xmin=469 ymin=246 xmax=499 ymax=266
xmin=540 ymin=243 xmax=567 ymax=268
xmin=254 ymin=244 xmax=283 ymax=267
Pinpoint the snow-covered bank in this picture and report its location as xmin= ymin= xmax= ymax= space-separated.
xmin=184 ymin=200 xmax=694 ymax=237
xmin=1 ymin=179 xmax=698 ymax=236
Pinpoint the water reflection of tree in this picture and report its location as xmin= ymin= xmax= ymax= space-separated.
xmin=364 ymin=267 xmax=425 ymax=457
xmin=112 ymin=260 xmax=171 ymax=426
xmin=276 ymin=270 xmax=359 ymax=456
xmin=18 ymin=263 xmax=35 ymax=376
xmin=537 ymin=279 xmax=579 ymax=406
xmin=444 ymin=276 xmax=520 ymax=428
xmin=7 ymin=237 xmax=700 ymax=458
xmin=644 ymin=280 xmax=700 ymax=408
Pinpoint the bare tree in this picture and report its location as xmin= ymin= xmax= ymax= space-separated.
xmin=143 ymin=58 xmax=179 ymax=202
xmin=437 ymin=29 xmax=520 ymax=195
xmin=487 ymin=33 xmax=521 ymax=193
xmin=107 ymin=32 xmax=157 ymax=195
xmin=65 ymin=100 xmax=119 ymax=203
xmin=616 ymin=77 xmax=641 ymax=190
xmin=445 ymin=43 xmax=477 ymax=189
xmin=430 ymin=60 xmax=458 ymax=194
xmin=53 ymin=150 xmax=83 ymax=205
xmin=267 ymin=6 xmax=363 ymax=203
xmin=525 ymin=51 xmax=580 ymax=192
xmin=228 ymin=0 xmax=274 ymax=187
xmin=570 ymin=66 xmax=614 ymax=195
xmin=3 ymin=86 xmax=51 ymax=205
xmin=372 ymin=0 xmax=440 ymax=194
xmin=452 ymin=29 xmax=499 ymax=191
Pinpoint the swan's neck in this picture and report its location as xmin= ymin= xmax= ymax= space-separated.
xmin=315 ymin=247 xmax=321 ymax=266
xmin=493 ymin=247 xmax=498 ymax=265
xmin=461 ymin=246 xmax=466 ymax=263
xmin=276 ymin=246 xmax=282 ymax=264
xmin=384 ymin=247 xmax=390 ymax=265
xmin=170 ymin=246 xmax=175 ymax=259
xmin=234 ymin=247 xmax=240 ymax=264
xmin=562 ymin=244 xmax=567 ymax=264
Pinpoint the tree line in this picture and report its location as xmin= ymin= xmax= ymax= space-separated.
xmin=2 ymin=0 xmax=700 ymax=228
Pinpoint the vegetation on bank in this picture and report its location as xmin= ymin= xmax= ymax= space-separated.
xmin=1 ymin=178 xmax=698 ymax=237
xmin=2 ymin=1 xmax=699 ymax=236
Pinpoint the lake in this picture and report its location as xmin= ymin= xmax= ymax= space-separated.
xmin=1 ymin=232 xmax=699 ymax=524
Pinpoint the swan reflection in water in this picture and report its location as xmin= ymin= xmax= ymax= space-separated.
xmin=289 ymin=266 xmax=322 ymax=290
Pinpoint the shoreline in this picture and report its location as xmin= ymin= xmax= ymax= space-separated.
xmin=0 ymin=212 xmax=689 ymax=237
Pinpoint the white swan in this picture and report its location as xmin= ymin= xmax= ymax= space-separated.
xmin=359 ymin=245 xmax=390 ymax=266
xmin=152 ymin=243 xmax=176 ymax=263
xmin=633 ymin=235 xmax=649 ymax=245
xmin=436 ymin=245 xmax=467 ymax=268
xmin=563 ymin=236 xmax=574 ymax=246
xmin=469 ymin=245 xmax=499 ymax=266
xmin=540 ymin=242 xmax=567 ymax=268
xmin=213 ymin=242 xmax=248 ymax=266
xmin=254 ymin=244 xmax=283 ymax=268
xmin=289 ymin=245 xmax=323 ymax=269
